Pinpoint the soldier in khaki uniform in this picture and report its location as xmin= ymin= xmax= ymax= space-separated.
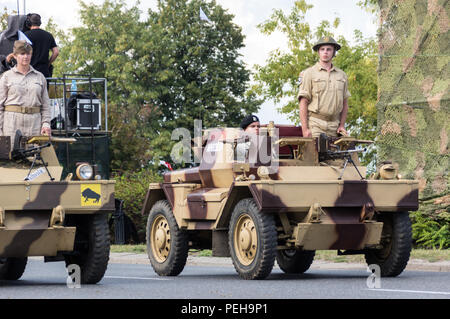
xmin=297 ymin=37 xmax=351 ymax=138
xmin=0 ymin=40 xmax=51 ymax=147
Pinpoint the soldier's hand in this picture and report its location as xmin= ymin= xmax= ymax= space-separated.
xmin=302 ymin=127 xmax=312 ymax=138
xmin=41 ymin=126 xmax=52 ymax=136
xmin=337 ymin=126 xmax=348 ymax=136
xmin=6 ymin=53 xmax=14 ymax=63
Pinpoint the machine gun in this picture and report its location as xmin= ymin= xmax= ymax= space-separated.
xmin=318 ymin=134 xmax=367 ymax=180
xmin=10 ymin=130 xmax=55 ymax=181
xmin=11 ymin=141 xmax=51 ymax=160
xmin=12 ymin=142 xmax=55 ymax=181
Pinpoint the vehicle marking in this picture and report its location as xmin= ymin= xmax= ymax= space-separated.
xmin=80 ymin=184 xmax=102 ymax=206
xmin=25 ymin=167 xmax=45 ymax=181
xmin=104 ymin=276 xmax=171 ymax=281
xmin=366 ymin=288 xmax=450 ymax=296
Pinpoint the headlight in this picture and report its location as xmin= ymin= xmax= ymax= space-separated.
xmin=76 ymin=163 xmax=94 ymax=180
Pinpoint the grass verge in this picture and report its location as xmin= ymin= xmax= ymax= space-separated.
xmin=111 ymin=245 xmax=146 ymax=254
xmin=111 ymin=245 xmax=449 ymax=263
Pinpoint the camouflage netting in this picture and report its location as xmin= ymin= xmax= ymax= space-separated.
xmin=377 ymin=0 xmax=449 ymax=218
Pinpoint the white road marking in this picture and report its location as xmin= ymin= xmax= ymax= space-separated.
xmin=105 ymin=276 xmax=171 ymax=281
xmin=367 ymin=288 xmax=450 ymax=296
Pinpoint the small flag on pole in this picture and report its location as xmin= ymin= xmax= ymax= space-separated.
xmin=159 ymin=160 xmax=173 ymax=171
xmin=18 ymin=31 xmax=32 ymax=45
xmin=200 ymin=7 xmax=211 ymax=23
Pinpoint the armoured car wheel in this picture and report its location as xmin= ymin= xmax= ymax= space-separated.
xmin=0 ymin=257 xmax=27 ymax=280
xmin=146 ymin=200 xmax=188 ymax=276
xmin=364 ymin=212 xmax=412 ymax=277
xmin=64 ymin=213 xmax=110 ymax=284
xmin=276 ymin=249 xmax=315 ymax=274
xmin=228 ymin=198 xmax=277 ymax=280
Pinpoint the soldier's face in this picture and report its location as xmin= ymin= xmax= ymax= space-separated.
xmin=15 ymin=52 xmax=32 ymax=66
xmin=318 ymin=45 xmax=335 ymax=62
xmin=245 ymin=122 xmax=260 ymax=135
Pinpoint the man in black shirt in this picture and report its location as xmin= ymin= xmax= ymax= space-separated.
xmin=24 ymin=13 xmax=59 ymax=78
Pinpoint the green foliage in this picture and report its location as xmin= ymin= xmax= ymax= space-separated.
xmin=113 ymin=169 xmax=163 ymax=242
xmin=411 ymin=211 xmax=450 ymax=249
xmin=1 ymin=7 xmax=11 ymax=31
xmin=250 ymin=0 xmax=378 ymax=166
xmin=53 ymin=0 xmax=261 ymax=172
xmin=357 ymin=0 xmax=379 ymax=13
xmin=190 ymin=249 xmax=213 ymax=257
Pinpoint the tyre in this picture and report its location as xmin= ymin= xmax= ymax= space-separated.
xmin=364 ymin=212 xmax=412 ymax=277
xmin=0 ymin=257 xmax=27 ymax=280
xmin=228 ymin=198 xmax=277 ymax=280
xmin=146 ymin=200 xmax=189 ymax=276
xmin=276 ymin=249 xmax=315 ymax=274
xmin=64 ymin=213 xmax=110 ymax=284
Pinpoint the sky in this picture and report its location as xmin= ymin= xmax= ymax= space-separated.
xmin=2 ymin=0 xmax=378 ymax=125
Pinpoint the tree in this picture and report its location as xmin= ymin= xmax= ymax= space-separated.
xmin=1 ymin=7 xmax=11 ymax=31
xmin=54 ymin=0 xmax=261 ymax=172
xmin=53 ymin=1 xmax=160 ymax=172
xmin=250 ymin=0 xmax=378 ymax=166
xmin=357 ymin=0 xmax=379 ymax=13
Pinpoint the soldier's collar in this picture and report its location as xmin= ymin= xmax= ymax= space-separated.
xmin=12 ymin=65 xmax=39 ymax=76
xmin=316 ymin=62 xmax=336 ymax=72
xmin=28 ymin=65 xmax=40 ymax=75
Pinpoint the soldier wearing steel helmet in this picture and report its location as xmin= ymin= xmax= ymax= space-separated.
xmin=297 ymin=36 xmax=351 ymax=138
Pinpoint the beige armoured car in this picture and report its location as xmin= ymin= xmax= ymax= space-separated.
xmin=142 ymin=123 xmax=418 ymax=280
xmin=0 ymin=133 xmax=114 ymax=284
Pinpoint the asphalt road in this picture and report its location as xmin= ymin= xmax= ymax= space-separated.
xmin=0 ymin=259 xmax=449 ymax=300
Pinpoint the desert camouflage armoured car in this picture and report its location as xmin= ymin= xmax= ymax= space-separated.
xmin=0 ymin=133 xmax=114 ymax=284
xmin=142 ymin=123 xmax=418 ymax=280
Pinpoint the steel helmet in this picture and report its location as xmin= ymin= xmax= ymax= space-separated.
xmin=313 ymin=36 xmax=341 ymax=51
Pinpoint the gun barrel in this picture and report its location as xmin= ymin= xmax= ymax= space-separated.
xmin=334 ymin=147 xmax=367 ymax=154
xmin=11 ymin=142 xmax=52 ymax=160
xmin=322 ymin=147 xmax=367 ymax=161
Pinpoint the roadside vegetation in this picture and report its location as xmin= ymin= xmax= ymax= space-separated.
xmin=110 ymin=245 xmax=449 ymax=263
xmin=113 ymin=169 xmax=162 ymax=242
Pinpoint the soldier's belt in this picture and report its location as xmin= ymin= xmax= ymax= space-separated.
xmin=309 ymin=112 xmax=338 ymax=122
xmin=4 ymin=105 xmax=40 ymax=114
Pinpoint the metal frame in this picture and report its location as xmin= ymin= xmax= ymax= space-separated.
xmin=46 ymin=75 xmax=108 ymax=131
xmin=46 ymin=75 xmax=109 ymax=169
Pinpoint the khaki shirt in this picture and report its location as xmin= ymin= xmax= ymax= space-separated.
xmin=297 ymin=62 xmax=351 ymax=119
xmin=0 ymin=65 xmax=50 ymax=132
